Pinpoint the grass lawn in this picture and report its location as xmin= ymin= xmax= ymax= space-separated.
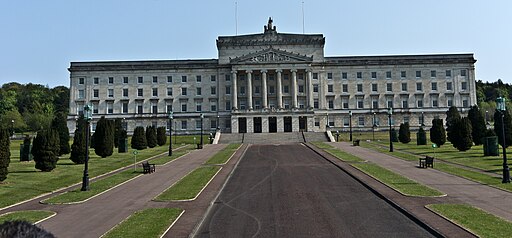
xmin=428 ymin=204 xmax=512 ymax=238
xmin=204 ymin=144 xmax=241 ymax=165
xmin=149 ymin=145 xmax=194 ymax=165
xmin=155 ymin=166 xmax=220 ymax=201
xmin=0 ymin=138 xmax=171 ymax=209
xmin=311 ymin=142 xmax=444 ymax=197
xmin=0 ymin=210 xmax=55 ymax=224
xmin=102 ymin=208 xmax=183 ymax=238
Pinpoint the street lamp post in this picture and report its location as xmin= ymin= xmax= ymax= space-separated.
xmin=168 ymin=111 xmax=173 ymax=156
xmin=421 ymin=112 xmax=425 ymax=127
xmin=349 ymin=111 xmax=353 ymax=142
xmin=200 ymin=113 xmax=204 ymax=148
xmin=11 ymin=120 xmax=14 ymax=138
xmin=217 ymin=115 xmax=220 ymax=131
xmin=81 ymin=104 xmax=93 ymax=191
xmin=497 ymin=97 xmax=510 ymax=183
xmin=174 ymin=120 xmax=177 ymax=145
xmin=388 ymin=107 xmax=393 ymax=152
xmin=335 ymin=130 xmax=339 ymax=142
xmin=326 ymin=113 xmax=329 ymax=130
xmin=372 ymin=112 xmax=376 ymax=141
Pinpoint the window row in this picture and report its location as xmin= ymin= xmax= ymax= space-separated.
xmin=77 ymin=74 xmax=219 ymax=85
xmin=311 ymin=69 xmax=467 ymax=81
xmin=312 ymin=95 xmax=469 ymax=110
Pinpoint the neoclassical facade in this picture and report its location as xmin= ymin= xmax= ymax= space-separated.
xmin=68 ymin=19 xmax=476 ymax=134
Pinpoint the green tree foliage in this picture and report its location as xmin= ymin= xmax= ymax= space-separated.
xmin=0 ymin=110 xmax=27 ymax=133
xmin=51 ymin=86 xmax=70 ymax=114
xmin=446 ymin=106 xmax=461 ymax=142
xmin=70 ymin=115 xmax=87 ymax=164
xmin=20 ymin=135 xmax=32 ymax=161
xmin=157 ymin=127 xmax=167 ymax=146
xmin=146 ymin=126 xmax=157 ymax=148
xmin=51 ymin=112 xmax=70 ymax=155
xmin=398 ymin=122 xmax=411 ymax=144
xmin=94 ymin=117 xmax=114 ymax=158
xmin=430 ymin=118 xmax=447 ymax=147
xmin=118 ymin=129 xmax=128 ymax=153
xmin=450 ymin=117 xmax=473 ymax=151
xmin=32 ymin=129 xmax=60 ymax=172
xmin=0 ymin=129 xmax=11 ymax=181
xmin=467 ymin=105 xmax=487 ymax=145
xmin=113 ymin=118 xmax=123 ymax=148
xmin=131 ymin=126 xmax=147 ymax=150
xmin=417 ymin=127 xmax=427 ymax=145
xmin=494 ymin=110 xmax=512 ymax=148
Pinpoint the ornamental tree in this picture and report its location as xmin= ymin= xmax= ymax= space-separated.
xmin=51 ymin=112 xmax=70 ymax=155
xmin=451 ymin=117 xmax=473 ymax=151
xmin=0 ymin=128 xmax=11 ymax=181
xmin=430 ymin=118 xmax=446 ymax=147
xmin=70 ymin=115 xmax=86 ymax=164
xmin=157 ymin=127 xmax=167 ymax=146
xmin=94 ymin=116 xmax=114 ymax=158
xmin=146 ymin=126 xmax=157 ymax=148
xmin=398 ymin=122 xmax=411 ymax=144
xmin=32 ymin=129 xmax=60 ymax=172
xmin=131 ymin=126 xmax=147 ymax=150
xmin=468 ymin=105 xmax=486 ymax=145
xmin=446 ymin=106 xmax=461 ymax=142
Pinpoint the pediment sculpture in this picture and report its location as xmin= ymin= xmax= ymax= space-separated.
xmin=230 ymin=48 xmax=313 ymax=64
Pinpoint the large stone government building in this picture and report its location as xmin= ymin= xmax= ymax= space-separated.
xmin=68 ymin=19 xmax=477 ymax=134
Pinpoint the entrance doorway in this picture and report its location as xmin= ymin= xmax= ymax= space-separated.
xmin=254 ymin=117 xmax=262 ymax=133
xmin=299 ymin=116 xmax=307 ymax=131
xmin=238 ymin=118 xmax=247 ymax=133
xmin=269 ymin=117 xmax=277 ymax=133
xmin=284 ymin=116 xmax=292 ymax=132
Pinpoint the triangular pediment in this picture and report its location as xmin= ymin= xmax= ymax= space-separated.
xmin=230 ymin=48 xmax=313 ymax=64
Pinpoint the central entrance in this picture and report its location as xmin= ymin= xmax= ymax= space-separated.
xmin=284 ymin=116 xmax=292 ymax=132
xmin=238 ymin=118 xmax=247 ymax=133
xmin=269 ymin=117 xmax=277 ymax=133
xmin=254 ymin=117 xmax=262 ymax=133
xmin=299 ymin=116 xmax=307 ymax=131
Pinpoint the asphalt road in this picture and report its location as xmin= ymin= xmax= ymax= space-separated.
xmin=195 ymin=144 xmax=435 ymax=238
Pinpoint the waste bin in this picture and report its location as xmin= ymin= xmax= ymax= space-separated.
xmin=483 ymin=136 xmax=499 ymax=156
xmin=118 ymin=138 xmax=128 ymax=153
xmin=417 ymin=131 xmax=427 ymax=145
xmin=391 ymin=129 xmax=399 ymax=142
xmin=20 ymin=144 xmax=33 ymax=161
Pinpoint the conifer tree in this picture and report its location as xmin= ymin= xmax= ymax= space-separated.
xmin=51 ymin=112 xmax=70 ymax=155
xmin=451 ymin=117 xmax=473 ymax=151
xmin=131 ymin=126 xmax=147 ymax=150
xmin=468 ymin=105 xmax=486 ymax=145
xmin=398 ymin=122 xmax=411 ymax=144
xmin=114 ymin=118 xmax=123 ymax=148
xmin=494 ymin=110 xmax=512 ymax=148
xmin=118 ymin=129 xmax=128 ymax=153
xmin=94 ymin=116 xmax=114 ymax=158
xmin=430 ymin=118 xmax=447 ymax=147
xmin=0 ymin=128 xmax=11 ymax=181
xmin=446 ymin=106 xmax=461 ymax=142
xmin=21 ymin=135 xmax=32 ymax=161
xmin=157 ymin=126 xmax=167 ymax=146
xmin=32 ymin=129 xmax=60 ymax=172
xmin=70 ymin=115 xmax=86 ymax=164
xmin=146 ymin=126 xmax=157 ymax=148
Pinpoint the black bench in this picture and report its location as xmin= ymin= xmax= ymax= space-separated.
xmin=419 ymin=156 xmax=434 ymax=168
xmin=142 ymin=161 xmax=156 ymax=174
xmin=353 ymin=139 xmax=360 ymax=146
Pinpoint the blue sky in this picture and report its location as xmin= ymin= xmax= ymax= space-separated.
xmin=1 ymin=0 xmax=510 ymax=87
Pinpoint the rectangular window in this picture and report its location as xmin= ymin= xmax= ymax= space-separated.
xmin=210 ymin=102 xmax=217 ymax=111
xmin=357 ymin=72 xmax=362 ymax=79
xmin=328 ymin=85 xmax=333 ymax=93
xmin=211 ymin=75 xmax=216 ymax=82
xmin=211 ymin=86 xmax=217 ymax=95
xmin=298 ymin=85 xmax=304 ymax=93
xmin=447 ymin=82 xmax=453 ymax=91
xmin=431 ymin=70 xmax=437 ymax=78
xmin=225 ymin=86 xmax=231 ymax=95
xmin=108 ymin=89 xmax=114 ymax=98
xmin=327 ymin=72 xmax=333 ymax=80
xmin=372 ymin=83 xmax=378 ymax=92
xmin=225 ymin=74 xmax=231 ymax=81
xmin=431 ymin=82 xmax=437 ymax=91
xmin=386 ymin=71 xmax=392 ymax=79
xmin=137 ymin=103 xmax=143 ymax=114
xmin=181 ymin=121 xmax=187 ymax=130
xmin=225 ymin=100 xmax=231 ymax=111
xmin=181 ymin=87 xmax=187 ymax=96
xmin=79 ymin=78 xmax=85 ymax=85
xmin=196 ymin=102 xmax=202 ymax=112
xmin=416 ymin=71 xmax=421 ymax=78
xmin=402 ymin=99 xmax=408 ymax=108
xmin=342 ymin=97 xmax=349 ymax=109
xmin=137 ymin=88 xmax=143 ymax=97
xmin=167 ymin=76 xmax=172 ymax=83
xmin=269 ymin=86 xmax=275 ymax=94
xmin=372 ymin=99 xmax=378 ymax=109
xmin=210 ymin=120 xmax=217 ymax=129
xmin=343 ymin=117 xmax=349 ymax=127
xmin=92 ymin=102 xmax=98 ymax=114
xmin=240 ymin=86 xmax=245 ymax=95
xmin=417 ymin=99 xmax=423 ymax=108
xmin=167 ymin=88 xmax=173 ymax=96
xmin=357 ymin=84 xmax=363 ymax=92
xmin=358 ymin=117 xmax=365 ymax=126
xmin=123 ymin=88 xmax=128 ymax=97
xmin=328 ymin=99 xmax=334 ymax=109
xmin=313 ymin=73 xmax=318 ymax=80
xmin=342 ymin=84 xmax=348 ymax=93
xmin=152 ymin=76 xmax=158 ymax=83
xmin=107 ymin=102 xmax=113 ymax=114
xmin=416 ymin=82 xmax=422 ymax=91
xmin=313 ymin=84 xmax=318 ymax=93
xmin=447 ymin=96 xmax=453 ymax=107
xmin=152 ymin=102 xmax=158 ymax=114
xmin=401 ymin=71 xmax=406 ymax=78
xmin=446 ymin=70 xmax=452 ymax=77
xmin=387 ymin=97 xmax=393 ymax=108
xmin=93 ymin=89 xmax=99 ymax=98
xmin=432 ymin=99 xmax=438 ymax=107
xmin=182 ymin=76 xmax=187 ymax=82
xmin=357 ymin=98 xmax=364 ymax=109
xmin=122 ymin=102 xmax=128 ymax=113
xmin=78 ymin=89 xmax=85 ymax=99
xmin=298 ymin=73 xmax=304 ymax=80
xmin=314 ymin=100 xmax=319 ymax=109
xmin=196 ymin=75 xmax=201 ymax=82
xmin=387 ymin=83 xmax=392 ymax=91
xmin=93 ymin=77 xmax=99 ymax=84
xmin=268 ymin=74 xmax=274 ymax=81
xmin=461 ymin=82 xmax=468 ymax=90
xmin=461 ymin=69 xmax=467 ymax=77
xmin=284 ymin=85 xmax=289 ymax=93
xmin=152 ymin=88 xmax=158 ymax=97
xmin=196 ymin=87 xmax=202 ymax=96
xmin=401 ymin=83 xmax=407 ymax=91
xmin=284 ymin=74 xmax=289 ymax=80
xmin=108 ymin=77 xmax=114 ymax=84
xmin=371 ymin=72 xmax=377 ymax=79
xmin=342 ymin=72 xmax=348 ymax=79
xmin=123 ymin=77 xmax=129 ymax=84
xmin=181 ymin=103 xmax=187 ymax=112
xmin=138 ymin=77 xmax=143 ymax=84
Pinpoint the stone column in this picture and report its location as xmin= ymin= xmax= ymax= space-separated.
xmin=319 ymin=71 xmax=326 ymax=109
xmin=231 ymin=71 xmax=238 ymax=110
xmin=261 ymin=70 xmax=268 ymax=109
xmin=307 ymin=70 xmax=313 ymax=109
xmin=247 ymin=70 xmax=253 ymax=110
xmin=276 ymin=69 xmax=283 ymax=109
xmin=291 ymin=69 xmax=298 ymax=109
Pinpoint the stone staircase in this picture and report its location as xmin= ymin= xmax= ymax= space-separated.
xmin=218 ymin=133 xmax=244 ymax=144
xmin=218 ymin=132 xmax=329 ymax=144
xmin=303 ymin=132 xmax=330 ymax=142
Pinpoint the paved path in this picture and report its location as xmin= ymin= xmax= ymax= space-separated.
xmin=196 ymin=144 xmax=435 ymax=238
xmin=329 ymin=142 xmax=512 ymax=222
xmin=4 ymin=144 xmax=227 ymax=238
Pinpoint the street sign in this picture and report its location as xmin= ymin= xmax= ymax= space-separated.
xmin=133 ymin=150 xmax=138 ymax=155
xmin=432 ymin=143 xmax=437 ymax=148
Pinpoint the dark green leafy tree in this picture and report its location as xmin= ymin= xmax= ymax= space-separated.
xmin=430 ymin=118 xmax=447 ymax=147
xmin=157 ymin=127 xmax=167 ymax=146
xmin=146 ymin=126 xmax=157 ymax=148
xmin=118 ymin=129 xmax=128 ymax=153
xmin=32 ymin=129 xmax=60 ymax=172
xmin=451 ymin=117 xmax=473 ymax=151
xmin=467 ymin=105 xmax=487 ymax=145
xmin=131 ymin=126 xmax=147 ymax=150
xmin=446 ymin=106 xmax=461 ymax=142
xmin=94 ymin=117 xmax=114 ymax=158
xmin=51 ymin=112 xmax=70 ymax=155
xmin=417 ymin=127 xmax=427 ymax=145
xmin=398 ymin=122 xmax=411 ymax=144
xmin=494 ymin=110 xmax=512 ymax=148
xmin=113 ymin=118 xmax=123 ymax=148
xmin=21 ymin=135 xmax=32 ymax=161
xmin=70 ymin=115 xmax=87 ymax=164
xmin=0 ymin=128 xmax=11 ymax=181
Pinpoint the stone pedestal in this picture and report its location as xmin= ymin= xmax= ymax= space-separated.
xmin=262 ymin=117 xmax=269 ymax=133
xmin=247 ymin=117 xmax=254 ymax=133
